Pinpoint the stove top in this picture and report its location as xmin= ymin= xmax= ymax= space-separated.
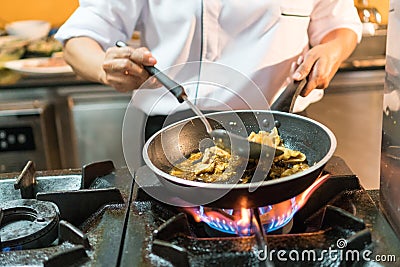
xmin=1 ymin=157 xmax=399 ymax=266
xmin=0 ymin=160 xmax=133 ymax=266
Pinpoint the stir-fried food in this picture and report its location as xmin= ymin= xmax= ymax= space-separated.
xmin=169 ymin=127 xmax=309 ymax=183
xmin=248 ymin=128 xmax=309 ymax=179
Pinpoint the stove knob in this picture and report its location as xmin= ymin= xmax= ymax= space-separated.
xmin=0 ymin=140 xmax=7 ymax=149
xmin=7 ymin=134 xmax=16 ymax=144
xmin=17 ymin=134 xmax=26 ymax=144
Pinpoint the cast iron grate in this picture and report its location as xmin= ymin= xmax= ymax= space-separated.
xmin=134 ymin=156 xmax=374 ymax=266
xmin=0 ymin=160 xmax=129 ymax=267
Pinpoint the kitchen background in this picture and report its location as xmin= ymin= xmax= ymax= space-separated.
xmin=1 ymin=2 xmax=400 ymax=266
xmin=0 ymin=0 xmax=391 ymax=28
xmin=0 ymin=0 xmax=391 ymax=190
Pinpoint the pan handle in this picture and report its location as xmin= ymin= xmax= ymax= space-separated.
xmin=115 ymin=41 xmax=187 ymax=103
xmin=270 ymin=79 xmax=307 ymax=113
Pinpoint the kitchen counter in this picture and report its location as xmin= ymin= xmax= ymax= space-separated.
xmin=0 ymin=67 xmax=132 ymax=173
xmin=0 ymin=69 xmax=95 ymax=89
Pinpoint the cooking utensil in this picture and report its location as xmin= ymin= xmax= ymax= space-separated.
xmin=116 ymin=40 xmax=280 ymax=158
xmin=211 ymin=72 xmax=307 ymax=157
xmin=143 ymin=110 xmax=336 ymax=208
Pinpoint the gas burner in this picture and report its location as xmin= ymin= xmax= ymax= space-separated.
xmin=258 ymin=199 xmax=296 ymax=234
xmin=200 ymin=210 xmax=294 ymax=238
xmin=127 ymin=157 xmax=400 ymax=266
xmin=0 ymin=160 xmax=132 ymax=267
xmin=149 ymin=204 xmax=374 ymax=267
xmin=0 ymin=199 xmax=59 ymax=251
xmin=183 ymin=174 xmax=330 ymax=237
xmin=1 ymin=157 xmax=399 ymax=266
xmin=183 ymin=203 xmax=296 ymax=237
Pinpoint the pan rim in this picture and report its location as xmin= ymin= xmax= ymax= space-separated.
xmin=143 ymin=110 xmax=337 ymax=189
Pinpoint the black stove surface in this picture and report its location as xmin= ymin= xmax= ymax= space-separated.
xmin=0 ymin=157 xmax=399 ymax=266
xmin=122 ymin=156 xmax=400 ymax=267
xmin=0 ymin=160 xmax=134 ymax=267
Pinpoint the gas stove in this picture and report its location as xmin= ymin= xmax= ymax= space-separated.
xmin=0 ymin=160 xmax=132 ymax=266
xmin=1 ymin=157 xmax=399 ymax=266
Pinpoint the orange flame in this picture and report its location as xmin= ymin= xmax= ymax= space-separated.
xmin=182 ymin=174 xmax=331 ymax=235
xmin=236 ymin=208 xmax=252 ymax=235
xmin=295 ymin=174 xmax=330 ymax=208
xmin=182 ymin=206 xmax=234 ymax=224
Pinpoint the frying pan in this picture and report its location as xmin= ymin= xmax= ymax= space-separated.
xmin=143 ymin=109 xmax=336 ymax=208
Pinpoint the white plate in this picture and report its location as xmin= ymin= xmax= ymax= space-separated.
xmin=4 ymin=57 xmax=74 ymax=76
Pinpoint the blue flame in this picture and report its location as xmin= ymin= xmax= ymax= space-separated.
xmin=199 ymin=197 xmax=300 ymax=235
xmin=1 ymin=245 xmax=22 ymax=252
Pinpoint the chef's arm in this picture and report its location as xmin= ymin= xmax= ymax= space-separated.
xmin=63 ymin=37 xmax=106 ymax=83
xmin=63 ymin=36 xmax=157 ymax=92
xmin=293 ymin=28 xmax=358 ymax=96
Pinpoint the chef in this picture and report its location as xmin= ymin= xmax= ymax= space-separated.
xmin=55 ymin=1 xmax=362 ymax=139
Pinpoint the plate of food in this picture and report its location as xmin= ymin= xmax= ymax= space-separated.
xmin=4 ymin=56 xmax=74 ymax=76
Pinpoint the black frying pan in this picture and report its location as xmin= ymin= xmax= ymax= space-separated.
xmin=143 ymin=110 xmax=336 ymax=208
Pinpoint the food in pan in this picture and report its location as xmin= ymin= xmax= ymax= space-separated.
xmin=169 ymin=127 xmax=309 ymax=183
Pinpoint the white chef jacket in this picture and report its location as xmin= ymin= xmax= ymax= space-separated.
xmin=55 ymin=0 xmax=362 ymax=115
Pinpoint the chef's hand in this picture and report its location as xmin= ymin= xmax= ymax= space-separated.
xmin=291 ymin=43 xmax=341 ymax=96
xmin=101 ymin=46 xmax=158 ymax=92
xmin=292 ymin=28 xmax=358 ymax=96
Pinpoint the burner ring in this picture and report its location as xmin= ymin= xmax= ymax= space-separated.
xmin=0 ymin=199 xmax=60 ymax=250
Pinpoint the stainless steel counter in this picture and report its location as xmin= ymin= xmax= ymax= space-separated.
xmin=0 ymin=83 xmax=138 ymax=173
xmin=307 ymin=69 xmax=385 ymax=189
xmin=329 ymin=68 xmax=385 ymax=92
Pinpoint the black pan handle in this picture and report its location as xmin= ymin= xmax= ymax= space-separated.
xmin=142 ymin=65 xmax=187 ymax=103
xmin=115 ymin=40 xmax=186 ymax=103
xmin=270 ymin=79 xmax=307 ymax=113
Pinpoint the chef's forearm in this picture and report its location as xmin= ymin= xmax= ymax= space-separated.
xmin=320 ymin=28 xmax=358 ymax=63
xmin=63 ymin=37 xmax=107 ymax=84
